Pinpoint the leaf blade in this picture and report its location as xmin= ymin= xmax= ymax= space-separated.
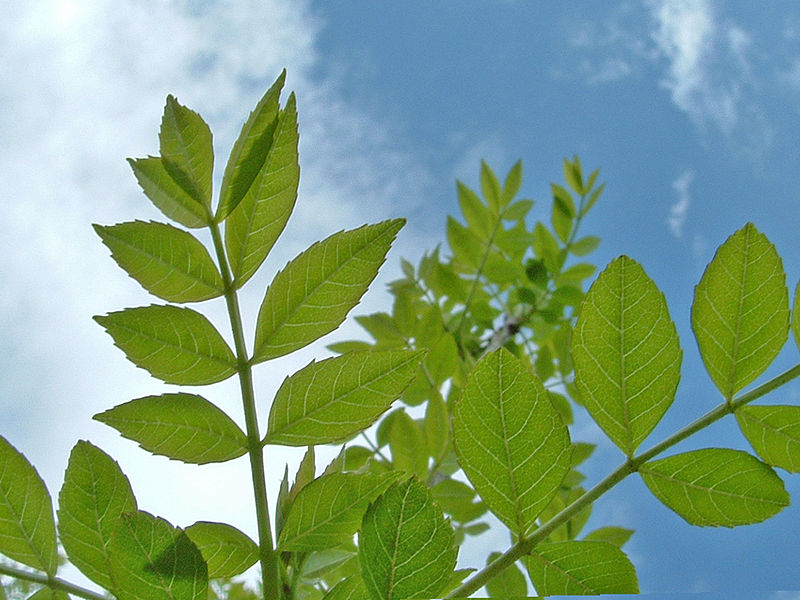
xmin=128 ymin=157 xmax=209 ymax=228
xmin=736 ymin=405 xmax=800 ymax=473
xmin=184 ymin=521 xmax=257 ymax=579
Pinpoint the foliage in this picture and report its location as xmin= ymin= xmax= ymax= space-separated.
xmin=2 ymin=70 xmax=800 ymax=599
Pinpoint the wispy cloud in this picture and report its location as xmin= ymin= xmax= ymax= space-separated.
xmin=667 ymin=169 xmax=694 ymax=237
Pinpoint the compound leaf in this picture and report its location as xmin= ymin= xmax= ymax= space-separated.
xmin=692 ymin=223 xmax=789 ymax=399
xmin=485 ymin=552 xmax=527 ymax=597
xmin=94 ymin=393 xmax=247 ymax=464
xmin=184 ymin=521 xmax=257 ymax=579
xmin=736 ymin=405 xmax=800 ymax=473
xmin=128 ymin=157 xmax=209 ymax=228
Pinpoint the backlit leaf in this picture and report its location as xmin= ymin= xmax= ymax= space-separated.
xmin=388 ymin=411 xmax=428 ymax=478
xmin=485 ymin=552 xmax=527 ymax=597
xmin=254 ymin=220 xmax=404 ymax=361
xmin=457 ymin=181 xmax=490 ymax=239
xmin=425 ymin=389 xmax=449 ymax=460
xmin=322 ymin=577 xmax=368 ymax=600
xmin=446 ymin=216 xmax=482 ymax=268
xmin=453 ymin=348 xmax=571 ymax=535
xmin=27 ymin=589 xmax=69 ymax=600
xmin=736 ymin=405 xmax=800 ymax=473
xmin=793 ymin=282 xmax=800 ymax=352
xmin=184 ymin=521 xmax=257 ymax=579
xmin=431 ymin=479 xmax=486 ymax=523
xmin=94 ymin=305 xmax=236 ymax=385
xmin=639 ymin=448 xmax=789 ymax=527
xmin=583 ymin=526 xmax=634 ymax=548
xmin=572 ymin=256 xmax=682 ymax=456
xmin=692 ymin=223 xmax=789 ymax=399
xmin=94 ymin=393 xmax=247 ymax=464
xmin=128 ymin=157 xmax=209 ymax=228
xmin=570 ymin=235 xmax=600 ymax=256
xmin=501 ymin=160 xmax=523 ymax=206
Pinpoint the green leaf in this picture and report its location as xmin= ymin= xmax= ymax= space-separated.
xmin=583 ymin=526 xmax=634 ymax=548
xmin=431 ymin=479 xmax=486 ymax=523
xmin=253 ymin=219 xmax=404 ymax=361
xmin=94 ymin=393 xmax=247 ymax=464
xmin=457 ymin=181 xmax=491 ymax=239
xmin=278 ymin=472 xmax=401 ymax=551
xmin=109 ymin=511 xmax=207 ymax=600
xmin=424 ymin=389 xmax=449 ymax=461
xmin=793 ymin=282 xmax=800 ymax=352
xmin=265 ymin=350 xmax=423 ymax=446
xmin=322 ymin=577 xmax=368 ymax=600
xmin=639 ymin=448 xmax=789 ymax=527
xmin=572 ymin=256 xmax=682 ymax=456
xmin=736 ymin=405 xmax=800 ymax=473
xmin=525 ymin=541 xmax=638 ymax=595
xmin=502 ymin=199 xmax=533 ymax=222
xmin=58 ymin=441 xmax=137 ymax=591
xmin=388 ymin=411 xmax=428 ymax=478
xmin=359 ymin=478 xmax=456 ymax=600
xmin=692 ymin=223 xmax=789 ymax=399
xmin=128 ymin=157 xmax=209 ymax=228
xmin=95 ymin=305 xmax=236 ymax=385
xmin=94 ymin=221 xmax=223 ymax=303
xmin=563 ymin=157 xmax=584 ymax=195
xmin=225 ymin=93 xmax=299 ymax=287
xmin=184 ymin=521 xmax=257 ymax=579
xmin=446 ymin=216 xmax=483 ymax=269
xmin=570 ymin=235 xmax=600 ymax=256
xmin=551 ymin=194 xmax=573 ymax=243
xmin=501 ymin=160 xmax=523 ymax=207
xmin=0 ymin=436 xmax=57 ymax=574
xmin=217 ymin=70 xmax=285 ymax=222
xmin=485 ymin=552 xmax=527 ymax=597
xmin=27 ymin=590 xmax=69 ymax=600
xmin=532 ymin=223 xmax=561 ymax=273
xmin=425 ymin=334 xmax=459 ymax=385
xmin=581 ymin=182 xmax=605 ymax=217
xmin=289 ymin=446 xmax=316 ymax=503
xmin=453 ymin=348 xmax=572 ymax=535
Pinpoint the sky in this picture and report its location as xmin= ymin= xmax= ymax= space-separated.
xmin=1 ymin=0 xmax=800 ymax=597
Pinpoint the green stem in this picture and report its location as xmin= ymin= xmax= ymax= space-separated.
xmin=209 ymin=224 xmax=281 ymax=600
xmin=0 ymin=563 xmax=107 ymax=600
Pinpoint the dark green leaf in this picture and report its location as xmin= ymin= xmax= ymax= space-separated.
xmin=128 ymin=157 xmax=209 ymax=228
xmin=184 ymin=521 xmax=257 ymax=579
xmin=736 ymin=405 xmax=800 ymax=473
xmin=485 ymin=552 xmax=527 ymax=597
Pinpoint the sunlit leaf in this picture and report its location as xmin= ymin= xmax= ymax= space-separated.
xmin=430 ymin=479 xmax=486 ymax=523
xmin=480 ymin=160 xmax=502 ymax=213
xmin=26 ymin=590 xmax=68 ymax=600
xmin=736 ymin=405 xmax=800 ymax=473
xmin=184 ymin=521 xmax=257 ymax=579
xmin=322 ymin=577 xmax=368 ymax=600
xmin=583 ymin=526 xmax=634 ymax=548
xmin=457 ymin=181 xmax=491 ymax=238
xmin=425 ymin=389 xmax=449 ymax=460
xmin=793 ymin=282 xmax=800 ymax=352
xmin=570 ymin=235 xmax=600 ymax=256
xmin=485 ymin=552 xmax=527 ymax=597
xmin=446 ymin=216 xmax=482 ymax=268
xmin=501 ymin=160 xmax=523 ymax=207
xmin=388 ymin=411 xmax=428 ymax=478
xmin=128 ymin=157 xmax=209 ymax=228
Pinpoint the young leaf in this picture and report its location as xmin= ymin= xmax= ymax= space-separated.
xmin=109 ymin=511 xmax=207 ymax=600
xmin=583 ymin=526 xmax=634 ymax=548
xmin=94 ymin=221 xmax=224 ymax=303
xmin=431 ymin=479 xmax=486 ymax=523
xmin=793 ymin=282 xmax=800 ymax=352
xmin=264 ymin=350 xmax=423 ymax=446
xmin=480 ymin=160 xmax=502 ymax=213
xmin=570 ymin=235 xmax=600 ymax=256
xmin=457 ymin=181 xmax=491 ymax=239
xmin=0 ymin=436 xmax=57 ymax=575
xmin=485 ymin=552 xmax=527 ymax=597
xmin=128 ymin=157 xmax=209 ymax=228
xmin=446 ymin=216 xmax=483 ymax=269
xmin=388 ymin=411 xmax=428 ymax=478
xmin=425 ymin=389 xmax=449 ymax=461
xmin=501 ymin=160 xmax=523 ymax=207
xmin=225 ymin=94 xmax=299 ymax=287
xmin=58 ymin=441 xmax=137 ymax=591
xmin=453 ymin=348 xmax=572 ymax=535
xmin=639 ymin=448 xmax=789 ymax=527
xmin=525 ymin=541 xmax=638 ymax=595
xmin=563 ymin=157 xmax=584 ymax=195
xmin=359 ymin=478 xmax=457 ymax=600
xmin=692 ymin=223 xmax=789 ymax=399
xmin=322 ymin=577 xmax=368 ymax=600
xmin=289 ymin=446 xmax=316 ymax=503
xmin=253 ymin=220 xmax=404 ymax=361
xmin=277 ymin=472 xmax=401 ymax=551
xmin=736 ymin=405 xmax=800 ymax=473
xmin=94 ymin=393 xmax=247 ymax=464
xmin=184 ymin=521 xmax=257 ymax=579
xmin=572 ymin=256 xmax=682 ymax=456
xmin=94 ymin=305 xmax=236 ymax=385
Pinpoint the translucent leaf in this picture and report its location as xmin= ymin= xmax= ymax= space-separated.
xmin=551 ymin=195 xmax=573 ymax=243
xmin=692 ymin=223 xmax=789 ymax=399
xmin=424 ymin=389 xmax=449 ymax=461
xmin=532 ymin=223 xmax=561 ymax=273
xmin=94 ymin=305 xmax=236 ymax=385
xmin=502 ymin=199 xmax=533 ymax=222
xmin=525 ymin=541 xmax=638 ymax=595
xmin=480 ymin=161 xmax=502 ymax=213
xmin=563 ymin=157 xmax=584 ymax=195
xmin=446 ymin=216 xmax=482 ymax=269
xmin=388 ymin=411 xmax=427 ymax=478
xmin=322 ymin=577 xmax=368 ymax=600
xmin=58 ymin=441 xmax=137 ymax=591
xmin=639 ymin=448 xmax=789 ymax=527
xmin=109 ymin=511 xmax=207 ymax=600
xmin=583 ymin=526 xmax=634 ymax=548
xmin=793 ymin=282 xmax=800 ymax=352
xmin=0 ymin=436 xmax=57 ymax=574
xmin=453 ymin=348 xmax=571 ymax=535
xmin=289 ymin=446 xmax=316 ymax=503
xmin=570 ymin=235 xmax=600 ymax=256
xmin=94 ymin=221 xmax=223 ymax=303
xmin=457 ymin=181 xmax=490 ymax=239
xmin=265 ymin=350 xmax=423 ymax=446
xmin=431 ymin=479 xmax=486 ymax=523
xmin=278 ymin=472 xmax=401 ymax=551
xmin=184 ymin=521 xmax=257 ymax=579
xmin=128 ymin=157 xmax=209 ymax=228
xmin=581 ymin=182 xmax=605 ymax=217
xmin=225 ymin=94 xmax=299 ymax=287
xmin=359 ymin=478 xmax=456 ymax=600
xmin=94 ymin=393 xmax=247 ymax=464
xmin=736 ymin=405 xmax=800 ymax=473
xmin=26 ymin=590 xmax=68 ymax=600
xmin=253 ymin=220 xmax=404 ymax=361
xmin=572 ymin=256 xmax=682 ymax=456
xmin=501 ymin=160 xmax=523 ymax=207
xmin=485 ymin=552 xmax=527 ymax=597
xmin=425 ymin=334 xmax=459 ymax=385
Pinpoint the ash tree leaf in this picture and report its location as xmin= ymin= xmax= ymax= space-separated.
xmin=94 ymin=393 xmax=247 ymax=464
xmin=639 ymin=448 xmax=789 ymax=527
xmin=430 ymin=479 xmax=486 ymax=524
xmin=253 ymin=219 xmax=405 ymax=362
xmin=736 ymin=405 xmax=800 ymax=473
xmin=572 ymin=256 xmax=682 ymax=457
xmin=424 ymin=389 xmax=449 ymax=461
xmin=501 ymin=160 xmax=523 ymax=206
xmin=525 ymin=540 xmax=638 ymax=595
xmin=128 ymin=157 xmax=209 ymax=229
xmin=453 ymin=348 xmax=572 ymax=536
xmin=692 ymin=223 xmax=789 ymax=399
xmin=109 ymin=511 xmax=207 ymax=600
xmin=793 ymin=282 xmax=800 ymax=352
xmin=359 ymin=478 xmax=457 ymax=600
xmin=94 ymin=305 xmax=236 ymax=385
xmin=57 ymin=441 xmax=137 ymax=591
xmin=0 ymin=436 xmax=57 ymax=575
xmin=480 ymin=160 xmax=502 ymax=213
xmin=265 ymin=350 xmax=423 ymax=446
xmin=94 ymin=221 xmax=224 ymax=303
xmin=583 ymin=526 xmax=634 ymax=548
xmin=184 ymin=521 xmax=257 ymax=579
xmin=225 ymin=93 xmax=299 ymax=287
xmin=457 ymin=181 xmax=491 ymax=239
xmin=446 ymin=216 xmax=483 ymax=269
xmin=277 ymin=472 xmax=402 ymax=552
xmin=322 ymin=577 xmax=368 ymax=600
xmin=484 ymin=552 xmax=527 ymax=597
xmin=388 ymin=411 xmax=428 ymax=478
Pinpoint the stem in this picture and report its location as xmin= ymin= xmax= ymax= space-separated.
xmin=0 ymin=563 xmax=107 ymax=600
xmin=209 ymin=224 xmax=281 ymax=600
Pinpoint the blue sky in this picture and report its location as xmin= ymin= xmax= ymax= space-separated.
xmin=1 ymin=0 xmax=799 ymax=597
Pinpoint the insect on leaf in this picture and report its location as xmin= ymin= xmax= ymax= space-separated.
xmin=736 ymin=405 xmax=800 ymax=473
xmin=184 ymin=521 xmax=258 ymax=579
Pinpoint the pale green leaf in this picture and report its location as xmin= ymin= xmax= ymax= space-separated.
xmin=254 ymin=220 xmax=404 ymax=361
xmin=581 ymin=182 xmax=605 ymax=217
xmin=424 ymin=389 xmax=449 ymax=461
xmin=58 ymin=441 xmax=137 ymax=591
xmin=485 ymin=552 xmax=527 ymax=597
xmin=265 ymin=350 xmax=423 ymax=446
xmin=457 ymin=181 xmax=490 ymax=239
xmin=639 ymin=448 xmax=789 ymax=527
xmin=453 ymin=348 xmax=572 ymax=535
xmin=128 ymin=157 xmax=209 ymax=228
xmin=563 ymin=157 xmax=584 ymax=195
xmin=94 ymin=221 xmax=223 ymax=303
xmin=793 ymin=282 xmax=800 ymax=352
xmin=572 ymin=256 xmax=682 ymax=456
xmin=289 ymin=446 xmax=316 ymax=503
xmin=0 ymin=436 xmax=57 ymax=575
xmin=502 ymin=198 xmax=533 ymax=222
xmin=501 ymin=160 xmax=523 ymax=207
xmin=322 ymin=577 xmax=368 ymax=600
xmin=388 ymin=411 xmax=428 ymax=478
xmin=480 ymin=161 xmax=502 ymax=214
xmin=736 ymin=405 xmax=800 ymax=473
xmin=94 ymin=393 xmax=247 ymax=464
xmin=26 ymin=589 xmax=69 ymax=600
xmin=532 ymin=223 xmax=561 ymax=273
xmin=299 ymin=546 xmax=358 ymax=583
xmin=184 ymin=521 xmax=257 ymax=579
xmin=431 ymin=479 xmax=486 ymax=523
xmin=692 ymin=223 xmax=789 ymax=398
xmin=425 ymin=334 xmax=459 ymax=385
xmin=583 ymin=526 xmax=634 ymax=548
xmin=446 ymin=216 xmax=482 ymax=269
xmin=570 ymin=235 xmax=601 ymax=256
xmin=94 ymin=305 xmax=236 ymax=385
xmin=359 ymin=478 xmax=456 ymax=600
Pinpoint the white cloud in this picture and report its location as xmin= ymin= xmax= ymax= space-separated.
xmin=667 ymin=169 xmax=694 ymax=237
